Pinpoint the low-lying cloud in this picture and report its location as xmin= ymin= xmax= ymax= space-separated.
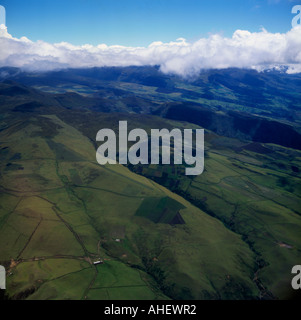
xmin=1 ymin=26 xmax=301 ymax=76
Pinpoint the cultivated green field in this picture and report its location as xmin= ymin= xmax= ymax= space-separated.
xmin=129 ymin=134 xmax=301 ymax=299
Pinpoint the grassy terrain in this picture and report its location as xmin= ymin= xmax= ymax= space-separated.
xmin=0 ymin=76 xmax=300 ymax=300
xmin=128 ymin=134 xmax=301 ymax=299
xmin=0 ymin=102 xmax=259 ymax=300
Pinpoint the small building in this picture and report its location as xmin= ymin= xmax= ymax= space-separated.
xmin=93 ymin=260 xmax=104 ymax=265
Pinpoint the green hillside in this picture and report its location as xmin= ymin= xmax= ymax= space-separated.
xmin=0 ymin=106 xmax=258 ymax=300
xmin=0 ymin=77 xmax=300 ymax=300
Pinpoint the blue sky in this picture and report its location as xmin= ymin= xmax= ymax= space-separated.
xmin=0 ymin=0 xmax=299 ymax=46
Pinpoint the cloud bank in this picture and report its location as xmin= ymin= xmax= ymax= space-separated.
xmin=0 ymin=27 xmax=301 ymax=76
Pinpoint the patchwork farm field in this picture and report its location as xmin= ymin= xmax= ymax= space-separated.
xmin=128 ymin=135 xmax=301 ymax=299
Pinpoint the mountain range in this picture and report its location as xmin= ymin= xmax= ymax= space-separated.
xmin=0 ymin=66 xmax=300 ymax=300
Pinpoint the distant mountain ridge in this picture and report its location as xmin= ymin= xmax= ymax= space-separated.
xmin=1 ymin=66 xmax=301 ymax=150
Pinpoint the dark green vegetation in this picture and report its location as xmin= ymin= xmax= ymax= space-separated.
xmin=0 ymin=67 xmax=300 ymax=300
xmin=135 ymin=197 xmax=185 ymax=224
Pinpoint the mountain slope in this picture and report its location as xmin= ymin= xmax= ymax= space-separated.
xmin=0 ymin=77 xmax=300 ymax=300
xmin=0 ymin=90 xmax=258 ymax=299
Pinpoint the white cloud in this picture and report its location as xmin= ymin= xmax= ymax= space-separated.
xmin=0 ymin=26 xmax=301 ymax=76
